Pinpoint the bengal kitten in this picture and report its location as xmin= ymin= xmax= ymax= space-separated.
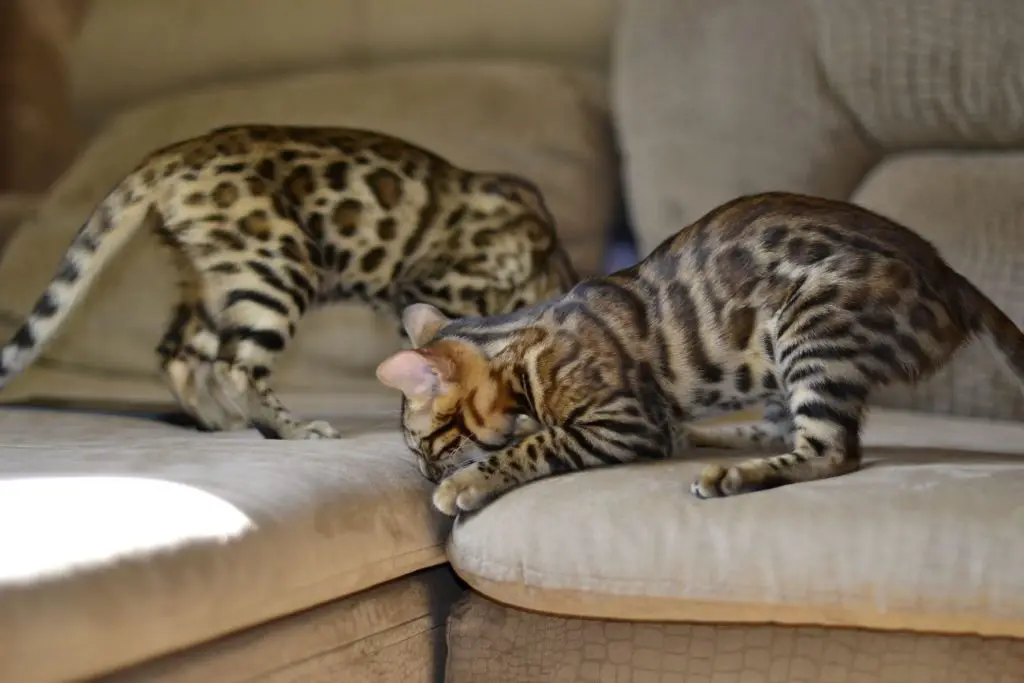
xmin=0 ymin=124 xmax=577 ymax=439
xmin=376 ymin=192 xmax=1024 ymax=515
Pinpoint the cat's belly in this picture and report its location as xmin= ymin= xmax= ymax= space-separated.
xmin=675 ymin=355 xmax=784 ymax=420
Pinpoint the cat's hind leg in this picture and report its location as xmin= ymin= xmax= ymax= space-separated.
xmin=690 ymin=374 xmax=865 ymax=498
xmin=683 ymin=399 xmax=794 ymax=451
xmin=157 ymin=294 xmax=248 ymax=432
xmin=690 ymin=292 xmax=871 ymax=498
xmin=197 ymin=249 xmax=339 ymax=440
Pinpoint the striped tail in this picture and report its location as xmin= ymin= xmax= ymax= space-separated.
xmin=957 ymin=274 xmax=1024 ymax=393
xmin=0 ymin=190 xmax=154 ymax=390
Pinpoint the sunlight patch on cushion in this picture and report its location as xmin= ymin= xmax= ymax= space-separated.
xmin=0 ymin=475 xmax=252 ymax=584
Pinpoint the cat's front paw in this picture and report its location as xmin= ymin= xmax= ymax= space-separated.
xmin=293 ymin=420 xmax=342 ymax=439
xmin=432 ymin=463 xmax=494 ymax=516
xmin=266 ymin=420 xmax=342 ymax=440
xmin=690 ymin=463 xmax=741 ymax=499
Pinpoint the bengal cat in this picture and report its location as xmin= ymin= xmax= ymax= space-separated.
xmin=376 ymin=192 xmax=1024 ymax=515
xmin=0 ymin=124 xmax=577 ymax=439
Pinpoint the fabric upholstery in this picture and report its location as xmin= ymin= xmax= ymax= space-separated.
xmin=612 ymin=0 xmax=881 ymax=256
xmin=0 ymin=194 xmax=40 ymax=253
xmin=0 ymin=401 xmax=448 ymax=683
xmin=448 ymin=410 xmax=1024 ymax=638
xmin=614 ymin=0 xmax=1024 ymax=255
xmin=0 ymin=60 xmax=617 ymax=409
xmin=613 ymin=0 xmax=1024 ymax=420
xmin=0 ymin=0 xmax=88 ymax=192
xmin=71 ymin=0 xmax=617 ymax=129
xmin=446 ymin=591 xmax=1024 ymax=683
xmin=102 ymin=566 xmax=462 ymax=683
xmin=852 ymin=153 xmax=1024 ymax=420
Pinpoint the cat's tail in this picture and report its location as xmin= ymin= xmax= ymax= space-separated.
xmin=957 ymin=274 xmax=1024 ymax=393
xmin=0 ymin=182 xmax=155 ymax=390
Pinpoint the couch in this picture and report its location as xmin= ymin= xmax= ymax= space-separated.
xmin=2 ymin=1 xmax=1023 ymax=682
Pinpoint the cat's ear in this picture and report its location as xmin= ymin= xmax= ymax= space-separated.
xmin=376 ymin=349 xmax=449 ymax=400
xmin=402 ymin=303 xmax=451 ymax=347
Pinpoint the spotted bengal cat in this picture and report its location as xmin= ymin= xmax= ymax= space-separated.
xmin=0 ymin=124 xmax=577 ymax=439
xmin=376 ymin=191 xmax=1024 ymax=515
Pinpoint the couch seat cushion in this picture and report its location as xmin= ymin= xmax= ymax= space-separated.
xmin=448 ymin=410 xmax=1024 ymax=638
xmin=0 ymin=392 xmax=446 ymax=683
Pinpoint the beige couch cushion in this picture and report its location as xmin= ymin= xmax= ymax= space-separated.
xmin=614 ymin=0 xmax=1024 ymax=254
xmin=104 ymin=566 xmax=463 ymax=683
xmin=0 ymin=193 xmax=40 ymax=253
xmin=72 ymin=0 xmax=617 ymax=128
xmin=0 ymin=396 xmax=445 ymax=683
xmin=0 ymin=61 xmax=616 ymax=407
xmin=612 ymin=0 xmax=879 ymax=255
xmin=448 ymin=410 xmax=1024 ymax=639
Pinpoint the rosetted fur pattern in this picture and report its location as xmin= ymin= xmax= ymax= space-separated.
xmin=376 ymin=192 xmax=1024 ymax=514
xmin=0 ymin=124 xmax=577 ymax=439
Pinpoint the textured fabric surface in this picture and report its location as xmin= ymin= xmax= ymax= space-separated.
xmin=812 ymin=0 xmax=1024 ymax=149
xmin=613 ymin=0 xmax=1024 ymax=421
xmin=612 ymin=0 xmax=881 ymax=256
xmin=446 ymin=591 xmax=1024 ymax=683
xmin=71 ymin=0 xmax=616 ymax=128
xmin=0 ymin=401 xmax=449 ymax=683
xmin=852 ymin=153 xmax=1024 ymax=420
xmin=102 ymin=566 xmax=462 ymax=683
xmin=0 ymin=194 xmax=40 ymax=253
xmin=0 ymin=0 xmax=88 ymax=192
xmin=613 ymin=0 xmax=1024 ymax=255
xmin=0 ymin=60 xmax=616 ymax=410
xmin=449 ymin=410 xmax=1024 ymax=637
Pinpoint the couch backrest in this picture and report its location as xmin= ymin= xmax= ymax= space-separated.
xmin=69 ymin=0 xmax=619 ymax=131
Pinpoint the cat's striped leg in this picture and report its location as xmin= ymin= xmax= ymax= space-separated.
xmin=683 ymin=400 xmax=794 ymax=451
xmin=157 ymin=296 xmax=247 ymax=432
xmin=200 ymin=258 xmax=339 ymax=440
xmin=690 ymin=367 xmax=867 ymax=498
xmin=432 ymin=421 xmax=663 ymax=516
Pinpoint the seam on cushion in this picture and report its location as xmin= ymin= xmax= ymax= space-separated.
xmin=12 ymin=544 xmax=450 ymax=681
xmin=449 ymin=553 xmax=1022 ymax=614
xmin=250 ymin=614 xmax=439 ymax=682
xmin=455 ymin=574 xmax=1024 ymax=639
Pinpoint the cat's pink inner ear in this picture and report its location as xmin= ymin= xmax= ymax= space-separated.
xmin=375 ymin=350 xmax=439 ymax=399
xmin=402 ymin=303 xmax=451 ymax=347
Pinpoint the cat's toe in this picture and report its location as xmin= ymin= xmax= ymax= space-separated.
xmin=690 ymin=463 xmax=737 ymax=499
xmin=432 ymin=466 xmax=491 ymax=516
xmin=298 ymin=420 xmax=342 ymax=439
xmin=432 ymin=480 xmax=460 ymax=517
xmin=454 ymin=486 xmax=488 ymax=512
xmin=270 ymin=420 xmax=342 ymax=440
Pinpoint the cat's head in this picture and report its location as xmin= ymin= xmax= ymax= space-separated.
xmin=375 ymin=304 xmax=536 ymax=482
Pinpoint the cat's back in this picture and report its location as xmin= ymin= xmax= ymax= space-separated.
xmin=639 ymin=192 xmax=951 ymax=289
xmin=138 ymin=124 xmax=452 ymax=211
xmin=666 ymin=192 xmax=944 ymax=265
